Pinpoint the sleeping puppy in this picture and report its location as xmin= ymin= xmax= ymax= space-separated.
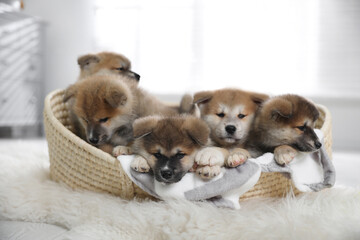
xmin=245 ymin=94 xmax=322 ymax=165
xmin=63 ymin=74 xmax=180 ymax=154
xmin=77 ymin=51 xmax=140 ymax=81
xmin=130 ymin=115 xmax=210 ymax=183
xmin=193 ymin=88 xmax=269 ymax=179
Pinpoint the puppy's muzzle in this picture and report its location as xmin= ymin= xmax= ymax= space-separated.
xmin=87 ymin=124 xmax=107 ymax=146
xmin=89 ymin=137 xmax=99 ymax=144
xmin=88 ymin=127 xmax=100 ymax=145
xmin=128 ymin=70 xmax=140 ymax=81
xmin=225 ymin=125 xmax=237 ymax=134
xmin=160 ymin=169 xmax=174 ymax=180
xmin=314 ymin=140 xmax=322 ymax=149
xmin=156 ymin=166 xmax=185 ymax=183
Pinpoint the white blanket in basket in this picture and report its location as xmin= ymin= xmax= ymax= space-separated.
xmin=117 ymin=130 xmax=335 ymax=209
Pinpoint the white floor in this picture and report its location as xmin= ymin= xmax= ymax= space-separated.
xmin=0 ymin=138 xmax=359 ymax=240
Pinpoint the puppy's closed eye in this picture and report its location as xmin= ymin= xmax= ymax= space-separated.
xmin=295 ymin=124 xmax=306 ymax=131
xmin=99 ymin=117 xmax=109 ymax=123
xmin=153 ymin=152 xmax=163 ymax=159
xmin=174 ymin=152 xmax=186 ymax=159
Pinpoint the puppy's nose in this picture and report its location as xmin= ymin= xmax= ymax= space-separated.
xmin=315 ymin=141 xmax=322 ymax=149
xmin=160 ymin=169 xmax=174 ymax=180
xmin=134 ymin=73 xmax=140 ymax=81
xmin=89 ymin=137 xmax=99 ymax=144
xmin=225 ymin=125 xmax=236 ymax=134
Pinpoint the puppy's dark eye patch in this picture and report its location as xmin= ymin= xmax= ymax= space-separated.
xmin=99 ymin=117 xmax=109 ymax=123
xmin=116 ymin=67 xmax=125 ymax=71
xmin=82 ymin=117 xmax=89 ymax=123
xmin=216 ymin=113 xmax=225 ymax=118
xmin=238 ymin=114 xmax=246 ymax=119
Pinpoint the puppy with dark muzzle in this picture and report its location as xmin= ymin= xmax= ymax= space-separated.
xmin=130 ymin=115 xmax=210 ymax=184
xmin=245 ymin=94 xmax=322 ymax=165
xmin=192 ymin=88 xmax=269 ymax=179
xmin=77 ymin=51 xmax=140 ymax=82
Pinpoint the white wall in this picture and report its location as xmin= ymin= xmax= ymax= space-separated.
xmin=21 ymin=0 xmax=360 ymax=152
xmin=311 ymin=96 xmax=360 ymax=152
xmin=23 ymin=0 xmax=96 ymax=95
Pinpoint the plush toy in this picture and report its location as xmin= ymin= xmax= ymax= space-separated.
xmin=117 ymin=130 xmax=335 ymax=209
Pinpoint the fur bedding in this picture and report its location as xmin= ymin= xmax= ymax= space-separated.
xmin=0 ymin=140 xmax=359 ymax=240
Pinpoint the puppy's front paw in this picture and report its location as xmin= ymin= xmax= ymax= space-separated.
xmin=196 ymin=165 xmax=221 ymax=180
xmin=195 ymin=147 xmax=225 ymax=167
xmin=274 ymin=145 xmax=297 ymax=165
xmin=130 ymin=155 xmax=150 ymax=173
xmin=225 ymin=148 xmax=250 ymax=167
xmin=113 ymin=145 xmax=133 ymax=157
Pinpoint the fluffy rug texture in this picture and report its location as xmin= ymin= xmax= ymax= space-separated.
xmin=0 ymin=140 xmax=360 ymax=240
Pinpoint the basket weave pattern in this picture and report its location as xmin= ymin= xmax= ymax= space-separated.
xmin=44 ymin=89 xmax=332 ymax=200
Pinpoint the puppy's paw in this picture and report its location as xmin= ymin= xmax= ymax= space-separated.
xmin=113 ymin=145 xmax=133 ymax=157
xmin=274 ymin=145 xmax=297 ymax=166
xmin=195 ymin=147 xmax=225 ymax=167
xmin=196 ymin=165 xmax=221 ymax=180
xmin=226 ymin=151 xmax=249 ymax=168
xmin=130 ymin=155 xmax=150 ymax=173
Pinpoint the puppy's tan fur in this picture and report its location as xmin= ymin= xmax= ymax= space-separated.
xmin=63 ymin=74 xmax=179 ymax=154
xmin=193 ymin=88 xmax=269 ymax=179
xmin=77 ymin=51 xmax=140 ymax=81
xmin=131 ymin=115 xmax=211 ymax=183
xmin=245 ymin=94 xmax=322 ymax=165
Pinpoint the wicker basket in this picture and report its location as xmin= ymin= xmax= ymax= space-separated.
xmin=44 ymin=89 xmax=333 ymax=200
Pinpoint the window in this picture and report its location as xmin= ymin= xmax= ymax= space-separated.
xmin=95 ymin=0 xmax=360 ymax=97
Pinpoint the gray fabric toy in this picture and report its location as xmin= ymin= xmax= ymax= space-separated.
xmin=118 ymin=130 xmax=335 ymax=209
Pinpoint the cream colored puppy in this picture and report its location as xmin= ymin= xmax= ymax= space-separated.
xmin=77 ymin=51 xmax=140 ymax=81
xmin=193 ymin=88 xmax=269 ymax=179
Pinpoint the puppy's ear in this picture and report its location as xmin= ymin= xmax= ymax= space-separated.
xmin=63 ymin=84 xmax=78 ymax=102
xmin=270 ymin=98 xmax=293 ymax=120
xmin=193 ymin=91 xmax=213 ymax=105
xmin=183 ymin=118 xmax=210 ymax=146
xmin=251 ymin=92 xmax=269 ymax=106
xmin=133 ymin=116 xmax=161 ymax=139
xmin=179 ymin=94 xmax=194 ymax=114
xmin=77 ymin=54 xmax=100 ymax=70
xmin=105 ymin=87 xmax=128 ymax=108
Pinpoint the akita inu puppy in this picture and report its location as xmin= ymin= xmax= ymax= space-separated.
xmin=245 ymin=94 xmax=322 ymax=165
xmin=193 ymin=88 xmax=269 ymax=179
xmin=67 ymin=52 xmax=140 ymax=141
xmin=130 ymin=115 xmax=210 ymax=183
xmin=77 ymin=51 xmax=140 ymax=81
xmin=63 ymin=74 xmax=180 ymax=154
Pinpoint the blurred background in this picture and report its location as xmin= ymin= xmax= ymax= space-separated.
xmin=0 ymin=0 xmax=359 ymax=152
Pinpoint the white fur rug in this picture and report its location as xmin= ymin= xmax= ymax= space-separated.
xmin=0 ymin=140 xmax=360 ymax=240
